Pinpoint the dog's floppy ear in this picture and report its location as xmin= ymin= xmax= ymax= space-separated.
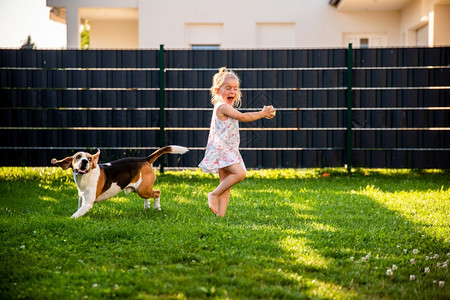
xmin=92 ymin=149 xmax=101 ymax=169
xmin=51 ymin=156 xmax=74 ymax=170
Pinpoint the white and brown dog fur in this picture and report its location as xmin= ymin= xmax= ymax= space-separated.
xmin=51 ymin=146 xmax=188 ymax=218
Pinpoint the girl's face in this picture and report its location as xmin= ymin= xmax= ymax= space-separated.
xmin=217 ymin=77 xmax=240 ymax=106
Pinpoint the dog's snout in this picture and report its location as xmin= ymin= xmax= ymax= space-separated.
xmin=80 ymin=159 xmax=89 ymax=170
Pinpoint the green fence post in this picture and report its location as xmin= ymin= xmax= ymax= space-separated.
xmin=159 ymin=44 xmax=166 ymax=173
xmin=346 ymin=43 xmax=353 ymax=174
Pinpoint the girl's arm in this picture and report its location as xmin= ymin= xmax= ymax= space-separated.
xmin=218 ymin=104 xmax=275 ymax=122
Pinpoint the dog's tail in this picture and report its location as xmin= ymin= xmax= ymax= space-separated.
xmin=146 ymin=145 xmax=189 ymax=164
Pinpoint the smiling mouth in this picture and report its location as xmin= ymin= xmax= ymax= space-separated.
xmin=75 ymin=168 xmax=89 ymax=175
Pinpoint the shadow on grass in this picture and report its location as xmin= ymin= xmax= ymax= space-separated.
xmin=226 ymin=174 xmax=450 ymax=298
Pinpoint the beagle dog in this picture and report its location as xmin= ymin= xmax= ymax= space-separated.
xmin=51 ymin=146 xmax=188 ymax=218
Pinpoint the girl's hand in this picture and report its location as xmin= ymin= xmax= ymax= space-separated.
xmin=218 ymin=103 xmax=276 ymax=122
xmin=263 ymin=105 xmax=276 ymax=119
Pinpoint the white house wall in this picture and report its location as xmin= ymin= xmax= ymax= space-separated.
xmin=400 ymin=0 xmax=450 ymax=46
xmin=47 ymin=0 xmax=450 ymax=49
xmin=434 ymin=4 xmax=450 ymax=45
xmin=138 ymin=0 xmax=401 ymax=48
xmin=90 ymin=19 xmax=138 ymax=49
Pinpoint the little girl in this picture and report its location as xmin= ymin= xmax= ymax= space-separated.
xmin=199 ymin=67 xmax=276 ymax=217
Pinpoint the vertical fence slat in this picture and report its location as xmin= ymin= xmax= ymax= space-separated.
xmin=159 ymin=45 xmax=166 ymax=173
xmin=346 ymin=43 xmax=353 ymax=173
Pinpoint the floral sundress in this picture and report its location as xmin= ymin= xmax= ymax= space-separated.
xmin=198 ymin=103 xmax=246 ymax=173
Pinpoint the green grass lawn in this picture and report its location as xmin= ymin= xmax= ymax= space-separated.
xmin=0 ymin=167 xmax=449 ymax=299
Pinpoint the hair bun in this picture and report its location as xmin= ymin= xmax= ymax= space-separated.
xmin=219 ymin=67 xmax=227 ymax=73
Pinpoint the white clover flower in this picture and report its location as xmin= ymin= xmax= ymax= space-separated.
xmin=92 ymin=283 xmax=98 ymax=288
xmin=433 ymin=280 xmax=437 ymax=284
xmin=424 ymin=267 xmax=430 ymax=274
xmin=434 ymin=254 xmax=439 ymax=259
xmin=386 ymin=269 xmax=393 ymax=276
xmin=439 ymin=281 xmax=445 ymax=287
xmin=392 ymin=265 xmax=398 ymax=270
xmin=396 ymin=245 xmax=400 ymax=248
xmin=361 ymin=257 xmax=366 ymax=262
xmin=437 ymin=263 xmax=442 ymax=268
xmin=442 ymin=263 xmax=448 ymax=268
xmin=350 ymin=257 xmax=354 ymax=261
xmin=403 ymin=249 xmax=408 ymax=254
xmin=413 ymin=249 xmax=418 ymax=255
xmin=411 ymin=259 xmax=416 ymax=265
xmin=410 ymin=275 xmax=416 ymax=281
xmin=425 ymin=256 xmax=429 ymax=261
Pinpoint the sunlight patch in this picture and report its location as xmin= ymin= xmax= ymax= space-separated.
xmin=280 ymin=236 xmax=330 ymax=269
xmin=309 ymin=278 xmax=358 ymax=299
xmin=175 ymin=197 xmax=194 ymax=204
xmin=309 ymin=222 xmax=336 ymax=232
xmin=39 ymin=195 xmax=58 ymax=203
xmin=109 ymin=195 xmax=132 ymax=203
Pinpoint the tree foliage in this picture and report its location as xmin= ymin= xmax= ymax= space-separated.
xmin=20 ymin=35 xmax=36 ymax=49
xmin=81 ymin=20 xmax=90 ymax=50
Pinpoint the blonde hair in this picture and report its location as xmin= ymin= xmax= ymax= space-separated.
xmin=210 ymin=67 xmax=242 ymax=108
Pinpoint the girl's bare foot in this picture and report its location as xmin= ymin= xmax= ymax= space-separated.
xmin=207 ymin=193 xmax=218 ymax=215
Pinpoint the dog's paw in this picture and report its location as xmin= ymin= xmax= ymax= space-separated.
xmin=144 ymin=199 xmax=150 ymax=209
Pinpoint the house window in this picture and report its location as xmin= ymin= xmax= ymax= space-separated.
xmin=186 ymin=24 xmax=223 ymax=48
xmin=343 ymin=33 xmax=387 ymax=48
xmin=191 ymin=45 xmax=220 ymax=50
xmin=416 ymin=24 xmax=428 ymax=46
xmin=360 ymin=38 xmax=369 ymax=48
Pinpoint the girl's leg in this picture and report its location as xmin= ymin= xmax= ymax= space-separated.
xmin=216 ymin=168 xmax=232 ymax=217
xmin=208 ymin=163 xmax=246 ymax=216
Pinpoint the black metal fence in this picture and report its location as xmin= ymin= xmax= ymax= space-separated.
xmin=0 ymin=47 xmax=449 ymax=169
